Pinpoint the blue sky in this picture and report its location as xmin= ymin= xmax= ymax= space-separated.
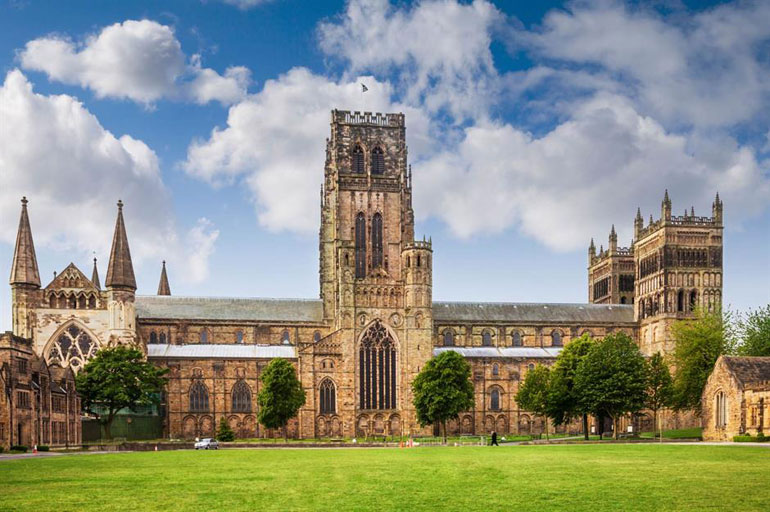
xmin=0 ymin=0 xmax=768 ymax=330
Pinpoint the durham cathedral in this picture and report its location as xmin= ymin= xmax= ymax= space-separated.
xmin=1 ymin=110 xmax=724 ymax=447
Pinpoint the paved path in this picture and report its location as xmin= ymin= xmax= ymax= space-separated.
xmin=0 ymin=450 xmax=120 ymax=461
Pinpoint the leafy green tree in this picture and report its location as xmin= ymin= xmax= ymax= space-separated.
xmin=216 ymin=417 xmax=236 ymax=442
xmin=516 ymin=365 xmax=551 ymax=440
xmin=645 ymin=352 xmax=673 ymax=438
xmin=672 ymin=307 xmax=735 ymax=412
xmin=257 ymin=358 xmax=306 ymax=440
xmin=737 ymin=305 xmax=770 ymax=357
xmin=76 ymin=346 xmax=168 ymax=439
xmin=546 ymin=334 xmax=595 ymax=440
xmin=574 ymin=333 xmax=647 ymax=440
xmin=412 ymin=351 xmax=474 ymax=444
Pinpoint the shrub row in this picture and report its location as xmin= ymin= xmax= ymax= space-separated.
xmin=733 ymin=434 xmax=769 ymax=443
xmin=10 ymin=445 xmax=28 ymax=452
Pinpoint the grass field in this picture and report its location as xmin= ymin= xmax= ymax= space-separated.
xmin=1 ymin=444 xmax=768 ymax=511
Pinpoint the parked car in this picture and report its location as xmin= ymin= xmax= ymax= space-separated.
xmin=194 ymin=438 xmax=219 ymax=450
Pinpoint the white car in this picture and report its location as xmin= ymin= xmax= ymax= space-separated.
xmin=194 ymin=438 xmax=219 ymax=450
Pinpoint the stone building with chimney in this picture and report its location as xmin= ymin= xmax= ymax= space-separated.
xmin=2 ymin=110 xmax=724 ymax=442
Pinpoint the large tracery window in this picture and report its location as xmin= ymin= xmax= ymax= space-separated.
xmin=372 ymin=213 xmax=383 ymax=268
xmin=355 ymin=212 xmax=367 ymax=278
xmin=359 ymin=320 xmax=397 ymax=410
xmin=190 ymin=381 xmax=210 ymax=412
xmin=490 ymin=388 xmax=501 ymax=411
xmin=231 ymin=380 xmax=252 ymax=412
xmin=352 ymin=145 xmax=365 ymax=174
xmin=371 ymin=147 xmax=385 ymax=175
xmin=320 ymin=379 xmax=336 ymax=415
xmin=45 ymin=324 xmax=98 ymax=371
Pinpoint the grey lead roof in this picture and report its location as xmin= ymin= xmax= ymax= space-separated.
xmin=135 ymin=296 xmax=324 ymax=323
xmin=434 ymin=347 xmax=562 ymax=359
xmin=432 ymin=302 xmax=634 ymax=324
xmin=147 ymin=344 xmax=296 ymax=359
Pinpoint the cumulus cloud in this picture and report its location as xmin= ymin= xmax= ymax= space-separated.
xmin=414 ymin=93 xmax=770 ymax=249
xmin=183 ymin=67 xmax=432 ymax=233
xmin=520 ymin=0 xmax=770 ymax=129
xmin=0 ymin=69 xmax=218 ymax=284
xmin=318 ymin=0 xmax=504 ymax=120
xmin=214 ymin=0 xmax=273 ymax=9
xmin=19 ymin=19 xmax=248 ymax=106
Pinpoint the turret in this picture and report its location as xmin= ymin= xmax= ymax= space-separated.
xmin=661 ymin=189 xmax=672 ymax=221
xmin=588 ymin=238 xmax=596 ymax=263
xmin=91 ymin=257 xmax=101 ymax=290
xmin=634 ymin=208 xmax=644 ymax=239
xmin=105 ymin=200 xmax=137 ymax=345
xmin=157 ymin=261 xmax=171 ymax=296
xmin=402 ymin=238 xmax=432 ymax=310
xmin=10 ymin=197 xmax=41 ymax=338
xmin=712 ymin=192 xmax=723 ymax=225
xmin=609 ymin=224 xmax=617 ymax=253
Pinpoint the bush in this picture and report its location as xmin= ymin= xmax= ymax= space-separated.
xmin=37 ymin=445 xmax=50 ymax=452
xmin=10 ymin=445 xmax=28 ymax=452
xmin=0 ymin=446 xmax=4 ymax=453
xmin=216 ymin=417 xmax=236 ymax=442
xmin=733 ymin=434 xmax=770 ymax=442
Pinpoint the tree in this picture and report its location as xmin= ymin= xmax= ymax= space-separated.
xmin=257 ymin=358 xmax=306 ymax=440
xmin=737 ymin=305 xmax=770 ymax=357
xmin=645 ymin=352 xmax=673 ymax=438
xmin=546 ymin=334 xmax=595 ymax=440
xmin=671 ymin=307 xmax=735 ymax=412
xmin=516 ymin=365 xmax=551 ymax=440
xmin=76 ymin=346 xmax=168 ymax=440
xmin=412 ymin=351 xmax=474 ymax=444
xmin=574 ymin=333 xmax=647 ymax=440
xmin=216 ymin=417 xmax=236 ymax=442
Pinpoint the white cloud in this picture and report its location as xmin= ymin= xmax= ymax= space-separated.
xmin=183 ymin=67 xmax=432 ymax=233
xmin=215 ymin=0 xmax=273 ymax=9
xmin=318 ymin=0 xmax=503 ymax=121
xmin=19 ymin=19 xmax=248 ymax=106
xmin=521 ymin=0 xmax=770 ymax=129
xmin=0 ymin=69 xmax=218 ymax=284
xmin=414 ymin=93 xmax=770 ymax=250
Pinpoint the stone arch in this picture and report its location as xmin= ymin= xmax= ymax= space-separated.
xmin=373 ymin=414 xmax=386 ymax=435
xmin=199 ymin=415 xmax=214 ymax=437
xmin=241 ymin=415 xmax=256 ymax=438
xmin=357 ymin=414 xmax=370 ymax=437
xmin=484 ymin=415 xmax=496 ymax=433
xmin=227 ymin=415 xmax=241 ymax=435
xmin=461 ymin=415 xmax=474 ymax=434
xmin=389 ymin=414 xmax=401 ymax=437
xmin=316 ymin=416 xmax=328 ymax=437
xmin=519 ymin=414 xmax=531 ymax=434
xmin=357 ymin=319 xmax=399 ymax=411
xmin=496 ymin=415 xmax=508 ymax=434
xmin=43 ymin=320 xmax=102 ymax=372
xmin=183 ymin=415 xmax=197 ymax=439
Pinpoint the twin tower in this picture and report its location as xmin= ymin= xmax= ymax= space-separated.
xmin=588 ymin=190 xmax=724 ymax=355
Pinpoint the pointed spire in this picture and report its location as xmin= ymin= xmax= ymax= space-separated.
xmin=105 ymin=200 xmax=136 ymax=290
xmin=10 ymin=197 xmax=41 ymax=287
xmin=649 ymin=214 xmax=654 ymax=226
xmin=663 ymin=189 xmax=670 ymax=204
xmin=91 ymin=257 xmax=101 ymax=290
xmin=635 ymin=207 xmax=642 ymax=221
xmin=157 ymin=261 xmax=171 ymax=296
xmin=691 ymin=206 xmax=695 ymax=217
xmin=661 ymin=189 xmax=672 ymax=220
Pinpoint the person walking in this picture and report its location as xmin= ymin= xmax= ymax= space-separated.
xmin=491 ymin=431 xmax=499 ymax=446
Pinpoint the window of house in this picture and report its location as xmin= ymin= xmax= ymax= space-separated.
xmin=320 ymin=379 xmax=336 ymax=415
xmin=159 ymin=332 xmax=167 ymax=344
xmin=282 ymin=330 xmax=290 ymax=344
xmin=372 ymin=213 xmax=383 ymax=268
xmin=443 ymin=330 xmax=454 ymax=347
xmin=231 ymin=381 xmax=252 ymax=413
xmin=490 ymin=389 xmax=500 ymax=411
xmin=236 ymin=330 xmax=244 ymax=344
xmin=199 ymin=329 xmax=208 ymax=343
xmin=352 ymin=145 xmax=364 ymax=173
xmin=551 ymin=330 xmax=562 ymax=347
xmin=482 ymin=331 xmax=492 ymax=347
xmin=512 ymin=331 xmax=522 ymax=347
xmin=189 ymin=381 xmax=209 ymax=412
xmin=17 ymin=391 xmax=30 ymax=409
xmin=314 ymin=331 xmax=322 ymax=342
xmin=149 ymin=331 xmax=158 ymax=344
xmin=355 ymin=212 xmax=366 ymax=278
xmin=492 ymin=364 xmax=499 ymax=376
xmin=371 ymin=147 xmax=385 ymax=174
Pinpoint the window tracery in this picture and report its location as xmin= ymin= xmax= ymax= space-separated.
xmin=231 ymin=380 xmax=251 ymax=413
xmin=45 ymin=324 xmax=98 ymax=371
xmin=359 ymin=320 xmax=397 ymax=410
xmin=190 ymin=381 xmax=209 ymax=412
xmin=320 ymin=379 xmax=336 ymax=415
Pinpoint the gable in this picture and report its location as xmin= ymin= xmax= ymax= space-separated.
xmin=45 ymin=263 xmax=99 ymax=293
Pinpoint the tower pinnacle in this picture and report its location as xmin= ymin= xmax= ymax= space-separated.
xmin=91 ymin=257 xmax=101 ymax=290
xmin=10 ymin=197 xmax=41 ymax=287
xmin=105 ymin=199 xmax=136 ymax=290
xmin=157 ymin=261 xmax=171 ymax=296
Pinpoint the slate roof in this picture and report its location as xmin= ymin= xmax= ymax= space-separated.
xmin=432 ymin=302 xmax=634 ymax=324
xmin=147 ymin=344 xmax=296 ymax=359
xmin=434 ymin=347 xmax=562 ymax=359
xmin=135 ymin=296 xmax=324 ymax=323
xmin=722 ymin=356 xmax=770 ymax=388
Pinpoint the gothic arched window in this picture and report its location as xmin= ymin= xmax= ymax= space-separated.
xmin=443 ymin=329 xmax=455 ymax=347
xmin=677 ymin=290 xmax=684 ymax=312
xmin=371 ymin=147 xmax=385 ymax=175
xmin=149 ymin=331 xmax=158 ymax=344
xmin=199 ymin=329 xmax=208 ymax=344
xmin=320 ymin=379 xmax=336 ymax=415
xmin=512 ymin=331 xmax=522 ymax=347
xmin=490 ymin=388 xmax=501 ymax=411
xmin=359 ymin=320 xmax=397 ymax=410
xmin=482 ymin=330 xmax=492 ymax=347
xmin=314 ymin=331 xmax=322 ymax=342
xmin=492 ymin=364 xmax=499 ymax=376
xmin=352 ymin=145 xmax=364 ymax=174
xmin=355 ymin=212 xmax=366 ymax=278
xmin=372 ymin=213 xmax=383 ymax=268
xmin=45 ymin=324 xmax=98 ymax=371
xmin=189 ymin=381 xmax=209 ymax=412
xmin=690 ymin=290 xmax=697 ymax=311
xmin=715 ymin=391 xmax=727 ymax=428
xmin=236 ymin=330 xmax=244 ymax=344
xmin=159 ymin=332 xmax=167 ymax=344
xmin=231 ymin=380 xmax=251 ymax=412
xmin=281 ymin=330 xmax=290 ymax=344
xmin=551 ymin=330 xmax=562 ymax=347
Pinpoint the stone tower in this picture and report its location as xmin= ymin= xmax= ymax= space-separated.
xmin=9 ymin=197 xmax=42 ymax=339
xmin=317 ymin=110 xmax=433 ymax=437
xmin=588 ymin=225 xmax=635 ymax=305
xmin=633 ymin=191 xmax=723 ymax=355
xmin=105 ymin=200 xmax=138 ymax=346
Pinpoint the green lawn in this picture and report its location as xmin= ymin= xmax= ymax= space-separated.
xmin=1 ymin=445 xmax=768 ymax=511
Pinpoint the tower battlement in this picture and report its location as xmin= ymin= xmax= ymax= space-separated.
xmin=332 ymin=109 xmax=405 ymax=128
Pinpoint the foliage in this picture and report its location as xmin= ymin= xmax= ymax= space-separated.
xmin=515 ymin=364 xmax=551 ymax=439
xmin=76 ymin=346 xmax=168 ymax=439
xmin=671 ymin=307 xmax=735 ymax=412
xmin=216 ymin=417 xmax=236 ymax=442
xmin=645 ymin=352 xmax=674 ymax=437
xmin=10 ymin=445 xmax=28 ymax=452
xmin=737 ymin=305 xmax=770 ymax=357
xmin=411 ymin=351 xmax=474 ymax=443
xmin=37 ymin=445 xmax=50 ymax=452
xmin=546 ymin=334 xmax=594 ymax=438
xmin=257 ymin=358 xmax=306 ymax=440
xmin=734 ymin=434 xmax=770 ymax=443
xmin=574 ymin=332 xmax=647 ymax=439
